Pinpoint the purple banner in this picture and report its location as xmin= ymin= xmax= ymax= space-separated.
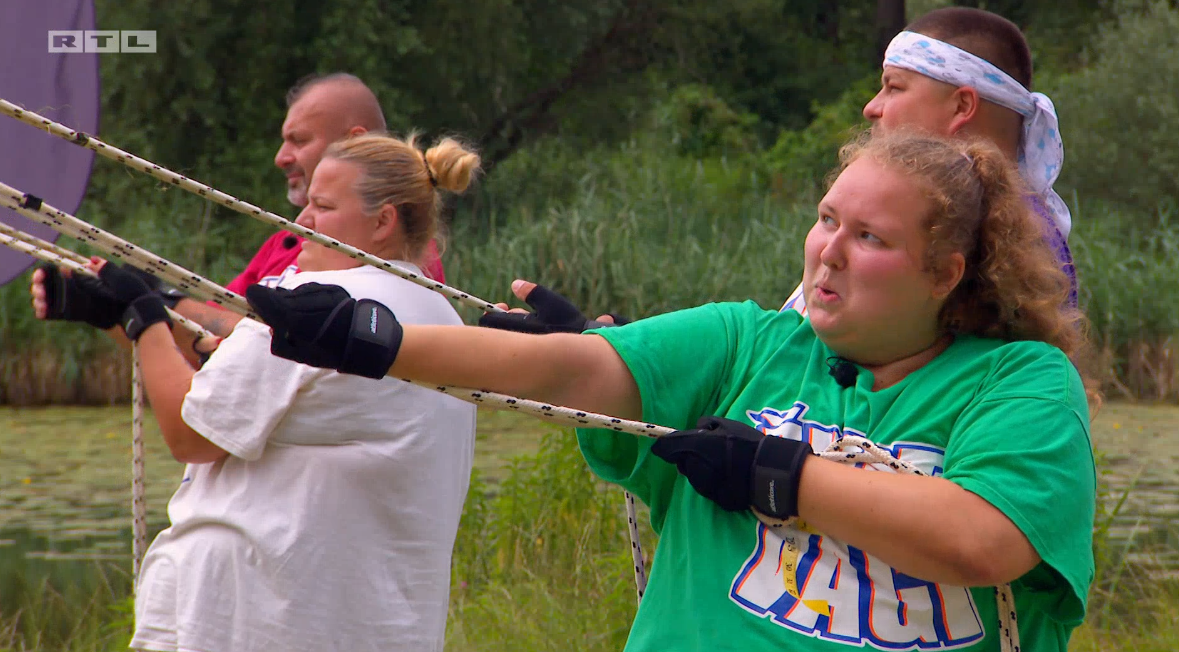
xmin=0 ymin=0 xmax=100 ymax=285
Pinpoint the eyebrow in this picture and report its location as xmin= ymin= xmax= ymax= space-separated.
xmin=282 ymin=127 xmax=308 ymax=141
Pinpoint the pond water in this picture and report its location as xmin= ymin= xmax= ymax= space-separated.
xmin=2 ymin=403 xmax=1177 ymax=596
xmin=0 ymin=406 xmax=180 ymax=612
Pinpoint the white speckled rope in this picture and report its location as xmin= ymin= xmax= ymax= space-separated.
xmin=0 ymin=219 xmax=89 ymax=265
xmin=0 ymin=229 xmax=216 ymax=584
xmin=2 ymin=103 xmax=1019 ymax=630
xmin=1 ymin=98 xmax=652 ymax=598
xmin=0 ymin=183 xmax=654 ymax=596
xmin=131 ymin=345 xmax=147 ymax=581
xmin=0 ymin=227 xmax=212 ymax=339
xmin=754 ymin=435 xmax=1020 ymax=652
xmin=4 ymin=216 xmax=1022 ymax=644
xmin=0 ymin=186 xmax=257 ymax=319
xmin=0 ymin=98 xmax=501 ymax=314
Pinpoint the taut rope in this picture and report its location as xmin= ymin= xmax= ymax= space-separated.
xmin=0 ymin=99 xmax=500 ymax=313
xmin=1 ymin=220 xmax=1021 ymax=649
xmin=2 ymin=102 xmax=1021 ymax=645
xmin=0 ymin=176 xmax=651 ymax=600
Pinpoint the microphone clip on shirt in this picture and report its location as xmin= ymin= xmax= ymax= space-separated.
xmin=826 ymin=356 xmax=859 ymax=389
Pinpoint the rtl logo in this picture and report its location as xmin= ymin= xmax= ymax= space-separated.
xmin=48 ymin=31 xmax=157 ymax=53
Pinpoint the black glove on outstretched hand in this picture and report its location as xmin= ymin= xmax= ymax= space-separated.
xmin=650 ymin=416 xmax=814 ymax=519
xmin=123 ymin=265 xmax=188 ymax=309
xmin=245 ymin=283 xmax=402 ymax=380
xmin=477 ymin=283 xmax=630 ymax=334
xmin=96 ymin=263 xmax=172 ymax=341
xmin=36 ymin=262 xmax=124 ymax=330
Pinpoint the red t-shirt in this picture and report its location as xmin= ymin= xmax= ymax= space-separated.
xmin=225 ymin=232 xmax=446 ymax=296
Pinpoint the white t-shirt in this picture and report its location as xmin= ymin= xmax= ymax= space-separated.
xmin=131 ymin=262 xmax=476 ymax=652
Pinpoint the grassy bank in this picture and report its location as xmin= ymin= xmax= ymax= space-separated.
xmin=2 ymin=403 xmax=1179 ymax=650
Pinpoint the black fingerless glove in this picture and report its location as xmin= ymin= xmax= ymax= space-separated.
xmin=245 ymin=283 xmax=402 ymax=379
xmin=36 ymin=262 xmax=124 ymax=330
xmin=124 ymin=265 xmax=188 ymax=309
xmin=477 ymin=284 xmax=629 ymax=334
xmin=97 ymin=263 xmax=172 ymax=341
xmin=650 ymin=416 xmax=814 ymax=519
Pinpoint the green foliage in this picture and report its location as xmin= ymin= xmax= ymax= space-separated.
xmin=1047 ymin=0 xmax=1179 ymax=211
xmin=762 ymin=74 xmax=878 ymax=198
xmin=657 ymin=84 xmax=762 ymax=158
xmin=6 ymin=127 xmax=1179 ymax=402
xmin=446 ymin=429 xmax=645 ymax=651
xmin=1086 ymin=448 xmax=1179 ymax=640
xmin=904 ymin=0 xmax=1114 ymax=76
xmin=1019 ymin=0 xmax=1115 ymax=75
xmin=84 ymin=0 xmax=886 ymax=218
xmin=5 ymin=411 xmax=1179 ymax=651
xmin=664 ymin=0 xmax=879 ymax=137
xmin=446 ymin=134 xmax=804 ymax=324
xmin=1073 ymin=202 xmax=1179 ymax=346
xmin=0 ymin=564 xmax=133 ymax=652
xmin=2 ymin=0 xmax=1176 ymax=406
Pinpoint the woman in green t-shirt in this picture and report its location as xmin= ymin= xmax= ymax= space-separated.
xmin=247 ymin=130 xmax=1100 ymax=652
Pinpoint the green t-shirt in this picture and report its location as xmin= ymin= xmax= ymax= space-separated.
xmin=577 ymin=301 xmax=1095 ymax=652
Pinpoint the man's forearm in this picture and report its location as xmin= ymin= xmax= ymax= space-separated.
xmin=172 ymin=298 xmax=244 ymax=337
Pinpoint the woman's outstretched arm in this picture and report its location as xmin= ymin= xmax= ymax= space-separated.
xmin=392 ymin=325 xmax=643 ymax=422
xmin=246 ymin=282 xmax=644 ymax=421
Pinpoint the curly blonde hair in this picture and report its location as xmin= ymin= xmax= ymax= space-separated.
xmin=831 ymin=130 xmax=1102 ymax=411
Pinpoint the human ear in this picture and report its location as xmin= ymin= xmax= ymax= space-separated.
xmin=947 ymin=87 xmax=980 ymax=135
xmin=374 ymin=203 xmax=399 ymax=241
xmin=932 ymin=251 xmax=966 ymax=299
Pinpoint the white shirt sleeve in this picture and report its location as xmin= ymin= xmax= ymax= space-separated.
xmin=181 ymin=319 xmax=325 ymax=461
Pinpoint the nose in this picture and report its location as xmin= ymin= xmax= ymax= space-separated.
xmin=294 ymin=206 xmax=313 ymax=228
xmin=275 ymin=142 xmax=294 ymax=169
xmin=862 ymin=91 xmax=883 ymax=122
xmin=819 ymin=229 xmax=848 ymax=270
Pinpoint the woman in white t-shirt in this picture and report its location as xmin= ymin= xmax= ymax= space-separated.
xmin=30 ymin=133 xmax=482 ymax=652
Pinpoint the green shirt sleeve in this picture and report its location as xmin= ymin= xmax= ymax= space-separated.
xmin=575 ymin=301 xmax=788 ymax=532
xmin=941 ymin=342 xmax=1096 ymax=626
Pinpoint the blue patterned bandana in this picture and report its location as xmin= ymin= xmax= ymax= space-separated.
xmin=884 ymin=30 xmax=1071 ymax=238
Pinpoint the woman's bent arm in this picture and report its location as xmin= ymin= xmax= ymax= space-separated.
xmin=136 ymin=324 xmax=229 ymax=464
xmin=797 ymin=458 xmax=1041 ymax=586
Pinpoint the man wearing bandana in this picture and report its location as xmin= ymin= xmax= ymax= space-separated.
xmin=483 ymin=8 xmax=1078 ymax=334
xmin=781 ymin=7 xmax=1078 ymax=315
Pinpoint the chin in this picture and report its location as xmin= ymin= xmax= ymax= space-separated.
xmin=295 ymin=249 xmax=317 ymax=272
xmin=807 ymin=310 xmax=845 ymax=340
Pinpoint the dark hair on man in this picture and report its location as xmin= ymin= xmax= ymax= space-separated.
xmin=906 ymin=8 xmax=1033 ymax=90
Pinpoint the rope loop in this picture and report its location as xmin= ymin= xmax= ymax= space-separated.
xmin=754 ymin=434 xmax=1021 ymax=652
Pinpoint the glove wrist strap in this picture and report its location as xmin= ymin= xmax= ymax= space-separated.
xmin=159 ymin=286 xmax=187 ymax=310
xmin=750 ymin=436 xmax=812 ymax=519
xmin=338 ymin=299 xmax=403 ymax=379
xmin=121 ymin=296 xmax=173 ymax=342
